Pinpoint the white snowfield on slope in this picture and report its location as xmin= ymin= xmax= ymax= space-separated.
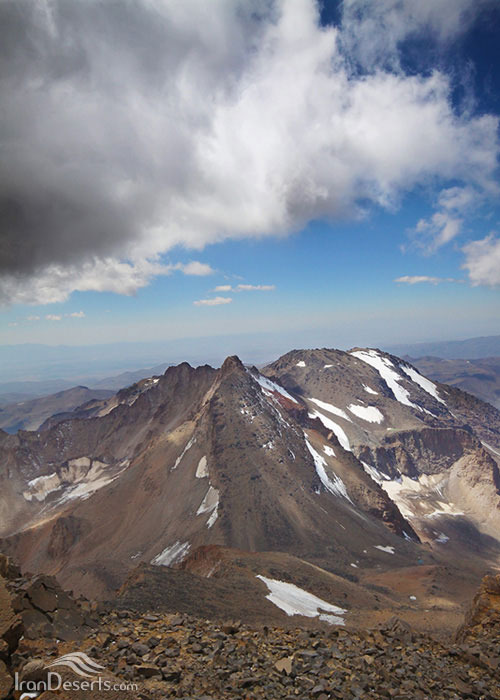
xmin=351 ymin=349 xmax=445 ymax=409
xmin=257 ymin=574 xmax=346 ymax=625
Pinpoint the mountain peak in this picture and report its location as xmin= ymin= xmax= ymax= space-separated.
xmin=219 ymin=355 xmax=245 ymax=375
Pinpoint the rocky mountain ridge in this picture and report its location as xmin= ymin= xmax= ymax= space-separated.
xmin=0 ymin=346 xmax=499 ymax=633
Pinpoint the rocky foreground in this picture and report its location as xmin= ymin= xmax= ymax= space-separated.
xmin=1 ymin=555 xmax=500 ymax=700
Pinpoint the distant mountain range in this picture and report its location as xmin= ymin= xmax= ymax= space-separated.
xmin=0 ymin=363 xmax=171 ymax=408
xmin=0 ymin=386 xmax=114 ymax=433
xmin=385 ymin=335 xmax=500 ymax=359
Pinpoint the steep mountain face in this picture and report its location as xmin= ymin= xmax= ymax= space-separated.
xmin=0 ymin=346 xmax=499 ymax=626
xmin=0 ymin=386 xmax=114 ymax=434
xmin=263 ymin=348 xmax=500 ymax=552
xmin=0 ymin=354 xmax=424 ymax=598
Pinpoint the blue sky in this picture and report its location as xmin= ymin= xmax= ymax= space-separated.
xmin=1 ymin=0 xmax=499 ymax=355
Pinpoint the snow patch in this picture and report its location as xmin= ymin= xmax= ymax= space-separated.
xmin=348 ymin=404 xmax=384 ymax=424
xmin=374 ymin=545 xmax=395 ymax=554
xmin=309 ymin=397 xmax=351 ymax=422
xmin=382 ymin=473 xmax=427 ymax=518
xmin=23 ymin=458 xmax=127 ymax=504
xmin=151 ymin=541 xmax=190 ymax=567
xmin=296 ymin=360 xmax=306 ymax=367
xmin=323 ymin=445 xmax=336 ymax=457
xmin=435 ymin=532 xmax=449 ymax=543
xmin=361 ymin=461 xmax=390 ymax=486
xmin=196 ymin=456 xmax=209 ymax=478
xmin=482 ymin=442 xmax=500 ymax=457
xmin=308 ymin=410 xmax=351 ymax=452
xmin=206 ymin=503 xmax=219 ymax=528
xmin=25 ymin=473 xmax=59 ymax=502
xmin=401 ymin=365 xmax=445 ymax=404
xmin=256 ymin=575 xmax=346 ymax=625
xmin=197 ymin=485 xmax=219 ymax=515
xmin=172 ymin=436 xmax=196 ymax=470
xmin=382 ymin=472 xmax=463 ymax=520
xmin=197 ymin=485 xmax=219 ymax=528
xmin=305 ymin=439 xmax=352 ymax=503
xmin=425 ymin=504 xmax=464 ymax=518
xmin=350 ymin=350 xmax=419 ymax=409
xmin=324 ymin=364 xmax=334 ymax=368
xmin=253 ymin=373 xmax=299 ymax=404
xmin=363 ymin=385 xmax=378 ymax=395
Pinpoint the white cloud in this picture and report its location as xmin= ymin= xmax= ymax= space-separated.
xmin=341 ymin=0 xmax=493 ymax=70
xmin=394 ymin=275 xmax=457 ymax=285
xmin=1 ymin=0 xmax=499 ymax=304
xmin=408 ymin=184 xmax=486 ymax=254
xmin=438 ymin=186 xmax=479 ymax=212
xmin=462 ymin=234 xmax=500 ymax=286
xmin=236 ymin=284 xmax=275 ymax=292
xmin=412 ymin=212 xmax=463 ymax=253
xmin=26 ymin=315 xmax=40 ymax=321
xmin=193 ymin=296 xmax=232 ymax=307
xmin=176 ymin=261 xmax=214 ymax=276
xmin=69 ymin=311 xmax=85 ymax=318
xmin=0 ymin=259 xmax=214 ymax=305
xmin=45 ymin=314 xmax=62 ymax=321
xmin=213 ymin=283 xmax=276 ymax=292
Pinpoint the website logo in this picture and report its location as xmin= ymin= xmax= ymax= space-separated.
xmin=45 ymin=652 xmax=105 ymax=678
xmin=15 ymin=651 xmax=138 ymax=696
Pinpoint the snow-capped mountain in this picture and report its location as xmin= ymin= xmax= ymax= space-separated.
xmin=264 ymin=348 xmax=500 ymax=551
xmin=0 ymin=347 xmax=499 ymax=627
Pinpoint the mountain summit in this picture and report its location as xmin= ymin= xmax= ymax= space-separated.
xmin=0 ymin=346 xmax=499 ymax=630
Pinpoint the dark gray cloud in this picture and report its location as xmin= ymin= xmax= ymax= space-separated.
xmin=0 ymin=0 xmax=498 ymax=303
xmin=0 ymin=0 xmax=268 ymax=277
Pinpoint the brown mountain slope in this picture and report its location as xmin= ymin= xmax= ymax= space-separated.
xmin=0 ymin=347 xmax=499 ymax=626
xmin=0 ymin=355 xmax=423 ymax=599
xmin=263 ymin=347 xmax=500 ymax=551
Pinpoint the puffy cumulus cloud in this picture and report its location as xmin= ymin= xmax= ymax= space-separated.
xmin=69 ymin=310 xmax=85 ymax=318
xmin=394 ymin=275 xmax=458 ymax=285
xmin=1 ymin=0 xmax=499 ymax=304
xmin=0 ymin=259 xmax=213 ymax=305
xmin=214 ymin=285 xmax=232 ymax=292
xmin=45 ymin=314 xmax=62 ymax=321
xmin=193 ymin=296 xmax=232 ymax=307
xmin=462 ymin=234 xmax=500 ymax=286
